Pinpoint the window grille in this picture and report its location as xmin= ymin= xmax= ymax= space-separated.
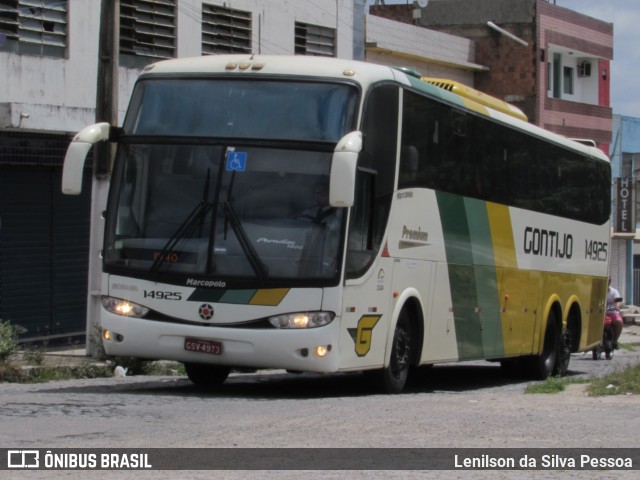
xmin=120 ymin=0 xmax=176 ymax=60
xmin=0 ymin=131 xmax=75 ymax=166
xmin=202 ymin=4 xmax=251 ymax=55
xmin=294 ymin=21 xmax=335 ymax=57
xmin=0 ymin=0 xmax=67 ymax=57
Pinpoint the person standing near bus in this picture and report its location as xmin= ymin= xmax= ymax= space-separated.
xmin=606 ymin=277 xmax=624 ymax=348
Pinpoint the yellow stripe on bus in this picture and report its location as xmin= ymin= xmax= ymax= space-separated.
xmin=486 ymin=203 xmax=517 ymax=268
xmin=249 ymin=288 xmax=290 ymax=306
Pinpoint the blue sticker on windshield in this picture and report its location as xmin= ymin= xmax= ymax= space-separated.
xmin=226 ymin=151 xmax=247 ymax=172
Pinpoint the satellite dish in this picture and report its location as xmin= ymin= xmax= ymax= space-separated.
xmin=417 ymin=0 xmax=429 ymax=7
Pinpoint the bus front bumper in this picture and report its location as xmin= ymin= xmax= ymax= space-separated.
xmin=100 ymin=312 xmax=341 ymax=373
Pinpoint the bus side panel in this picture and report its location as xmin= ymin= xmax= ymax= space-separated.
xmin=510 ymin=209 xmax=610 ymax=354
xmin=338 ymin=257 xmax=398 ymax=370
xmin=437 ymin=193 xmax=507 ymax=360
xmin=499 ymin=268 xmax=541 ymax=356
xmin=421 ymin=262 xmax=459 ymax=364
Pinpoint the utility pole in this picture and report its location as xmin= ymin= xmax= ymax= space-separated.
xmin=86 ymin=0 xmax=119 ymax=355
xmin=95 ymin=0 xmax=119 ymax=173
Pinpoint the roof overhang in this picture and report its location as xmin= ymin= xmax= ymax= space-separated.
xmin=366 ymin=43 xmax=488 ymax=72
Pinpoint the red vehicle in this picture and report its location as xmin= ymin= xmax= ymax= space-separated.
xmin=593 ymin=297 xmax=623 ymax=360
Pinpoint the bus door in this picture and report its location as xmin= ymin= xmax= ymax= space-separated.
xmin=337 ymin=83 xmax=398 ymax=370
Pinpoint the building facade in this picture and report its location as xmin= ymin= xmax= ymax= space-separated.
xmin=371 ymin=0 xmax=613 ymax=155
xmin=2 ymin=0 xmax=611 ymax=344
xmin=0 ymin=0 xmax=360 ymax=344
xmin=610 ymin=115 xmax=640 ymax=305
xmin=364 ymin=13 xmax=484 ymax=85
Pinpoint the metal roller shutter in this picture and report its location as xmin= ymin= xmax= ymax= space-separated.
xmin=0 ymin=138 xmax=91 ymax=342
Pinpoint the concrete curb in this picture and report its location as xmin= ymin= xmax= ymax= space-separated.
xmin=12 ymin=325 xmax=640 ymax=371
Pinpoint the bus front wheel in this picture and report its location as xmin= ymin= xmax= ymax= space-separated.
xmin=380 ymin=310 xmax=413 ymax=394
xmin=184 ymin=363 xmax=231 ymax=387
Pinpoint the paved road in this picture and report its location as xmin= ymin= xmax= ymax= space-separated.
xmin=1 ymin=326 xmax=639 ymax=479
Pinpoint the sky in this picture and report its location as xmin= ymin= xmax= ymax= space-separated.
xmin=366 ymin=0 xmax=640 ymax=118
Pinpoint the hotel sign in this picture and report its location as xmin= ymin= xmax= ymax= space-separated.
xmin=614 ymin=177 xmax=635 ymax=235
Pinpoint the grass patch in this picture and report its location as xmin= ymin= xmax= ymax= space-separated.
xmin=587 ymin=363 xmax=640 ymax=396
xmin=525 ymin=376 xmax=587 ymax=394
xmin=21 ymin=346 xmax=45 ymax=366
xmin=24 ymin=364 xmax=114 ymax=383
xmin=526 ymin=362 xmax=640 ymax=396
xmin=0 ymin=359 xmax=185 ymax=384
xmin=617 ymin=342 xmax=639 ymax=352
xmin=0 ymin=320 xmax=26 ymax=363
xmin=0 ymin=323 xmax=185 ymax=384
xmin=0 ymin=363 xmax=113 ymax=383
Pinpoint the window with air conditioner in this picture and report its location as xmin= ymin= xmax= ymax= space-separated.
xmin=577 ymin=60 xmax=591 ymax=77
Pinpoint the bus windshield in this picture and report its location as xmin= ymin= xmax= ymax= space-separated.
xmin=123 ymin=78 xmax=357 ymax=142
xmin=104 ymin=78 xmax=359 ymax=283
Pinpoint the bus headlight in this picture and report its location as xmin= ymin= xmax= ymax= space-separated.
xmin=101 ymin=296 xmax=149 ymax=318
xmin=268 ymin=311 xmax=334 ymax=329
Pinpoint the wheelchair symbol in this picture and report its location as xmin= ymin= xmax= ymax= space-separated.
xmin=226 ymin=151 xmax=247 ymax=172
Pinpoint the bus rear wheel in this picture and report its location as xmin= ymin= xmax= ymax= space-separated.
xmin=524 ymin=313 xmax=560 ymax=380
xmin=184 ymin=363 xmax=231 ymax=387
xmin=380 ymin=311 xmax=413 ymax=394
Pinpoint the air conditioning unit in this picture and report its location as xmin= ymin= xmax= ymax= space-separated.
xmin=577 ymin=60 xmax=592 ymax=77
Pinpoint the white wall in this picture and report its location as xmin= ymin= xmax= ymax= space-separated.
xmin=364 ymin=14 xmax=479 ymax=85
xmin=546 ymin=48 xmax=599 ymax=105
xmin=1 ymin=0 xmax=355 ymax=133
xmin=1 ymin=1 xmax=101 ymax=132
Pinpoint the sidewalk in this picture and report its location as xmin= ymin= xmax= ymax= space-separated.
xmin=17 ymin=345 xmax=103 ymax=369
xmin=620 ymin=322 xmax=640 ymax=343
xmin=15 ymin=324 xmax=640 ymax=371
xmin=621 ymin=305 xmax=640 ymax=327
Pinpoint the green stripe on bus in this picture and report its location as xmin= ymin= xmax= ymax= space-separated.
xmin=464 ymin=198 xmax=504 ymax=358
xmin=187 ymin=289 xmax=226 ymax=302
xmin=437 ymin=193 xmax=504 ymax=359
xmin=187 ymin=288 xmax=288 ymax=306
xmin=187 ymin=289 xmax=254 ymax=304
xmin=437 ymin=193 xmax=481 ymax=358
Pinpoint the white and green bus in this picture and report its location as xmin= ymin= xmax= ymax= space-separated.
xmin=63 ymin=55 xmax=611 ymax=393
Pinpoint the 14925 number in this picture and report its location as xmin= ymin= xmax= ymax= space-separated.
xmin=143 ymin=290 xmax=182 ymax=300
xmin=585 ymin=240 xmax=607 ymax=262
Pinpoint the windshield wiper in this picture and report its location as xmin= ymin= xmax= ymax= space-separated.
xmin=150 ymin=200 xmax=213 ymax=272
xmin=221 ymin=200 xmax=269 ymax=282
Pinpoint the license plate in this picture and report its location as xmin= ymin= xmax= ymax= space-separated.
xmin=184 ymin=337 xmax=223 ymax=355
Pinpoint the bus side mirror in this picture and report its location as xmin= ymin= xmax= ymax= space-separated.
xmin=329 ymin=131 xmax=362 ymax=208
xmin=62 ymin=122 xmax=111 ymax=195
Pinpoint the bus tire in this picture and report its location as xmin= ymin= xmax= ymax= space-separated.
xmin=553 ymin=329 xmax=571 ymax=376
xmin=525 ymin=312 xmax=559 ymax=380
xmin=380 ymin=310 xmax=413 ymax=394
xmin=184 ymin=363 xmax=231 ymax=387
